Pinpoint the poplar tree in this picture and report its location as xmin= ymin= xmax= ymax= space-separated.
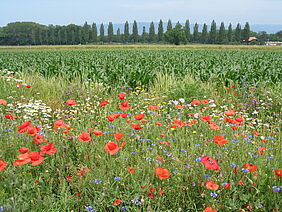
xmin=184 ymin=20 xmax=191 ymax=42
xmin=167 ymin=19 xmax=172 ymax=31
xmin=218 ymin=22 xmax=226 ymax=43
xmin=193 ymin=23 xmax=199 ymax=42
xmin=158 ymin=19 xmax=164 ymax=42
xmin=124 ymin=21 xmax=129 ymax=43
xmin=92 ymin=23 xmax=97 ymax=43
xmin=82 ymin=21 xmax=90 ymax=44
xmin=141 ymin=26 xmax=147 ymax=42
xmin=242 ymin=22 xmax=250 ymax=41
xmin=116 ymin=28 xmax=121 ymax=43
xmin=149 ymin=22 xmax=155 ymax=42
xmin=99 ymin=23 xmax=104 ymax=42
xmin=209 ymin=20 xmax=217 ymax=44
xmin=234 ymin=23 xmax=241 ymax=42
xmin=108 ymin=22 xmax=114 ymax=42
xmin=132 ymin=20 xmax=138 ymax=42
xmin=227 ymin=23 xmax=233 ymax=43
xmin=201 ymin=23 xmax=208 ymax=43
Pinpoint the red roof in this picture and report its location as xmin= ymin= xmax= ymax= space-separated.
xmin=248 ymin=37 xmax=257 ymax=41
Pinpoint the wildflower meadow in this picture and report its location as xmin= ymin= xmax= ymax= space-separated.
xmin=0 ymin=46 xmax=281 ymax=211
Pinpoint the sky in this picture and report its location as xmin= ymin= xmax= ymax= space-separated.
xmin=1 ymin=0 xmax=282 ymax=26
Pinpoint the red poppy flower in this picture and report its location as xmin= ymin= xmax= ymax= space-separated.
xmin=54 ymin=120 xmax=64 ymax=129
xmin=26 ymin=85 xmax=31 ymax=88
xmin=258 ymin=147 xmax=267 ymax=155
xmin=114 ymin=132 xmax=123 ymax=141
xmin=275 ymin=169 xmax=282 ymax=177
xmin=4 ymin=114 xmax=17 ymax=119
xmin=40 ymin=143 xmax=57 ymax=155
xmin=214 ymin=135 xmax=228 ymax=145
xmin=93 ymin=130 xmax=103 ymax=136
xmin=17 ymin=120 xmax=32 ymax=133
xmin=244 ymin=164 xmax=258 ymax=172
xmin=175 ymin=105 xmax=184 ymax=109
xmin=156 ymin=122 xmax=162 ymax=126
xmin=0 ymin=160 xmax=7 ymax=172
xmin=78 ymin=131 xmax=92 ymax=142
xmin=224 ymin=110 xmax=235 ymax=116
xmin=121 ymin=113 xmax=128 ymax=118
xmin=209 ymin=122 xmax=220 ymax=130
xmin=201 ymin=115 xmax=211 ymax=122
xmin=191 ymin=99 xmax=201 ymax=106
xmin=19 ymin=147 xmax=29 ymax=154
xmin=118 ymin=92 xmax=126 ymax=99
xmin=201 ymin=156 xmax=220 ymax=170
xmin=206 ymin=181 xmax=219 ymax=190
xmin=159 ymin=141 xmax=170 ymax=146
xmin=135 ymin=114 xmax=145 ymax=120
xmin=13 ymin=154 xmax=32 ymax=166
xmin=33 ymin=134 xmax=46 ymax=143
xmin=107 ymin=114 xmax=116 ymax=122
xmin=28 ymin=151 xmax=44 ymax=166
xmin=100 ymin=100 xmax=109 ymax=107
xmin=203 ymin=206 xmax=217 ymax=212
xmin=131 ymin=123 xmax=142 ymax=130
xmin=66 ymin=99 xmax=76 ymax=106
xmin=0 ymin=99 xmax=7 ymax=105
xmin=155 ymin=167 xmax=170 ymax=180
xmin=113 ymin=199 xmax=122 ymax=206
xmin=126 ymin=167 xmax=135 ymax=174
xmin=119 ymin=101 xmax=130 ymax=111
xmin=104 ymin=141 xmax=126 ymax=155
xmin=235 ymin=117 xmax=244 ymax=123
xmin=148 ymin=105 xmax=158 ymax=110
xmin=27 ymin=126 xmax=40 ymax=136
xmin=148 ymin=192 xmax=154 ymax=198
xmin=202 ymin=100 xmax=209 ymax=104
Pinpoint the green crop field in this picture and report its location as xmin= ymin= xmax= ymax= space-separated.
xmin=0 ymin=45 xmax=281 ymax=212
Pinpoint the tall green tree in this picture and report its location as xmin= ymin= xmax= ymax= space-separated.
xmin=227 ymin=23 xmax=233 ymax=42
xmin=99 ymin=23 xmax=105 ymax=42
xmin=132 ymin=20 xmax=138 ymax=42
xmin=193 ymin=22 xmax=199 ymax=42
xmin=218 ymin=22 xmax=226 ymax=43
xmin=141 ymin=26 xmax=147 ymax=42
xmin=108 ymin=22 xmax=114 ymax=42
xmin=184 ymin=20 xmax=191 ymax=42
xmin=158 ymin=19 xmax=164 ymax=42
xmin=124 ymin=21 xmax=130 ymax=43
xmin=164 ymin=23 xmax=186 ymax=45
xmin=167 ymin=19 xmax=172 ymax=31
xmin=92 ymin=23 xmax=98 ymax=43
xmin=234 ymin=23 xmax=241 ymax=42
xmin=209 ymin=20 xmax=217 ymax=44
xmin=82 ymin=21 xmax=90 ymax=44
xmin=242 ymin=22 xmax=250 ymax=41
xmin=116 ymin=28 xmax=121 ymax=43
xmin=149 ymin=22 xmax=155 ymax=42
xmin=201 ymin=23 xmax=208 ymax=43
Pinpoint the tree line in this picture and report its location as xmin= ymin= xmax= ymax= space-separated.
xmin=0 ymin=20 xmax=281 ymax=45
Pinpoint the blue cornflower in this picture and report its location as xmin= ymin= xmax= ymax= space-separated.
xmin=196 ymin=157 xmax=202 ymax=162
xmin=241 ymin=168 xmax=249 ymax=173
xmin=210 ymin=192 xmax=218 ymax=197
xmin=180 ymin=149 xmax=186 ymax=152
xmin=94 ymin=179 xmax=102 ymax=184
xmin=231 ymin=163 xmax=237 ymax=167
xmin=272 ymin=186 xmax=280 ymax=192
xmin=114 ymin=177 xmax=121 ymax=181
xmin=0 ymin=206 xmax=4 ymax=212
xmin=203 ymin=174 xmax=210 ymax=178
xmin=122 ymin=206 xmax=127 ymax=211
xmin=195 ymin=144 xmax=200 ymax=147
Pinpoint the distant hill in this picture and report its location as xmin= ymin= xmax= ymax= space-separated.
xmin=98 ymin=23 xmax=282 ymax=35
